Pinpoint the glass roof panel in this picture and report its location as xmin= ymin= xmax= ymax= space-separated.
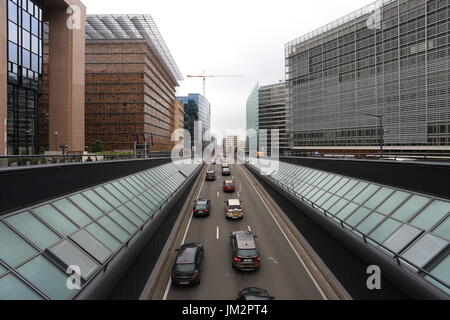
xmin=383 ymin=224 xmax=422 ymax=253
xmin=47 ymin=240 xmax=99 ymax=281
xmin=116 ymin=205 xmax=143 ymax=226
xmin=108 ymin=210 xmax=137 ymax=234
xmin=70 ymin=229 xmax=112 ymax=264
xmin=410 ymin=200 xmax=450 ymax=231
xmin=82 ymin=190 xmax=113 ymax=214
xmin=425 ymin=255 xmax=450 ymax=295
xmin=17 ymin=255 xmax=75 ymax=300
xmin=402 ymin=234 xmax=448 ymax=268
xmin=6 ymin=211 xmax=60 ymax=250
xmin=0 ymin=274 xmax=43 ymax=300
xmin=0 ymin=222 xmax=38 ymax=267
xmin=53 ymin=198 xmax=92 ymax=228
xmin=94 ymin=187 xmax=121 ymax=208
xmin=111 ymin=181 xmax=134 ymax=199
xmin=328 ymin=199 xmax=350 ymax=215
xmin=69 ymin=194 xmax=103 ymax=219
xmin=345 ymin=207 xmax=372 ymax=227
xmin=376 ymin=191 xmax=410 ymax=215
xmin=124 ymin=201 xmax=148 ymax=221
xmin=336 ymin=202 xmax=359 ymax=220
xmin=32 ymin=204 xmax=78 ymax=237
xmin=364 ymin=187 xmax=394 ymax=210
xmin=103 ymin=184 xmax=128 ymax=202
xmin=0 ymin=264 xmax=7 ymax=276
xmin=391 ymin=195 xmax=430 ymax=222
xmin=432 ymin=217 xmax=450 ymax=241
xmin=369 ymin=218 xmax=402 ymax=243
xmin=97 ymin=216 xmax=129 ymax=243
xmin=356 ymin=212 xmax=385 ymax=234
xmin=353 ymin=184 xmax=380 ymax=205
xmin=85 ymin=223 xmax=121 ymax=252
xmin=342 ymin=181 xmax=368 ymax=200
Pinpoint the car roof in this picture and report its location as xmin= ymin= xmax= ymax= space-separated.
xmin=224 ymin=180 xmax=234 ymax=184
xmin=176 ymin=246 xmax=198 ymax=264
xmin=196 ymin=199 xmax=208 ymax=204
xmin=227 ymin=199 xmax=241 ymax=205
xmin=207 ymin=170 xmax=215 ymax=173
xmin=233 ymin=231 xmax=256 ymax=249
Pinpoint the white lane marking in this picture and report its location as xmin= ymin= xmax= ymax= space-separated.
xmin=238 ymin=165 xmax=328 ymax=300
xmin=163 ymin=170 xmax=206 ymax=300
xmin=217 ymin=191 xmax=220 ymax=197
xmin=216 ymin=226 xmax=220 ymax=240
xmin=247 ymin=226 xmax=252 ymax=232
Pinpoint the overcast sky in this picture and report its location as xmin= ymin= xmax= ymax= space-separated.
xmin=83 ymin=0 xmax=375 ymax=141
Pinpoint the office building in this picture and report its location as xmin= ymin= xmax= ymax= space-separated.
xmin=286 ymin=0 xmax=450 ymax=153
xmin=245 ymin=82 xmax=288 ymax=155
xmin=177 ymin=93 xmax=211 ymax=150
xmin=38 ymin=14 xmax=183 ymax=152
xmin=2 ymin=0 xmax=86 ymax=155
xmin=223 ymin=135 xmax=238 ymax=156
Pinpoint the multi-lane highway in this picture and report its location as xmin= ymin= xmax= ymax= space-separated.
xmin=159 ymin=161 xmax=336 ymax=300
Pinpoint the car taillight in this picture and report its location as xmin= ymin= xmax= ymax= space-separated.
xmin=204 ymin=209 xmax=209 ymax=213
xmin=192 ymin=273 xmax=199 ymax=277
xmin=193 ymin=210 xmax=197 ymax=213
xmin=233 ymin=257 xmax=241 ymax=262
xmin=256 ymin=257 xmax=262 ymax=261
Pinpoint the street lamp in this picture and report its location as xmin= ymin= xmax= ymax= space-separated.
xmin=365 ymin=113 xmax=384 ymax=156
xmin=54 ymin=131 xmax=58 ymax=152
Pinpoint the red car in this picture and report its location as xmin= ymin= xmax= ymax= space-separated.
xmin=223 ymin=180 xmax=236 ymax=193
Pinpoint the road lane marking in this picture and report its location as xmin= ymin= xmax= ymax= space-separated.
xmin=163 ymin=169 xmax=206 ymax=300
xmin=247 ymin=226 xmax=252 ymax=232
xmin=216 ymin=226 xmax=220 ymax=239
xmin=217 ymin=191 xmax=220 ymax=197
xmin=238 ymin=165 xmax=328 ymax=300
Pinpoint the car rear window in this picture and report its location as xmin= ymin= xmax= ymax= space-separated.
xmin=225 ymin=182 xmax=234 ymax=187
xmin=175 ymin=263 xmax=196 ymax=273
xmin=237 ymin=249 xmax=257 ymax=257
xmin=195 ymin=203 xmax=208 ymax=210
xmin=228 ymin=205 xmax=241 ymax=210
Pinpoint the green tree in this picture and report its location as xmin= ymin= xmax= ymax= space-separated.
xmin=91 ymin=140 xmax=105 ymax=153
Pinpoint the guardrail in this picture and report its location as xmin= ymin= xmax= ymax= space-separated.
xmin=246 ymin=161 xmax=450 ymax=296
xmin=0 ymin=152 xmax=173 ymax=167
xmin=281 ymin=151 xmax=450 ymax=162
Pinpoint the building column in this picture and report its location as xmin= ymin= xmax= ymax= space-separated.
xmin=47 ymin=0 xmax=85 ymax=152
xmin=0 ymin=0 xmax=7 ymax=155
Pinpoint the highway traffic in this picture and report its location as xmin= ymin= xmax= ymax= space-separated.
xmin=162 ymin=159 xmax=331 ymax=300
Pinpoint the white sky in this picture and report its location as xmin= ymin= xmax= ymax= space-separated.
xmin=83 ymin=0 xmax=375 ymax=141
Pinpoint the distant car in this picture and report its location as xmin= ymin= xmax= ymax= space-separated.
xmin=222 ymin=167 xmax=231 ymax=176
xmin=230 ymin=231 xmax=261 ymax=271
xmin=223 ymin=180 xmax=235 ymax=192
xmin=193 ymin=199 xmax=211 ymax=217
xmin=224 ymin=199 xmax=244 ymax=220
xmin=237 ymin=287 xmax=274 ymax=300
xmin=171 ymin=243 xmax=204 ymax=286
xmin=205 ymin=170 xmax=216 ymax=181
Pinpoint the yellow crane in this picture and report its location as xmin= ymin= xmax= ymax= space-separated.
xmin=186 ymin=72 xmax=244 ymax=97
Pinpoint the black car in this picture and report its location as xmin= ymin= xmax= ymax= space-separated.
xmin=193 ymin=199 xmax=211 ymax=217
xmin=172 ymin=243 xmax=204 ymax=286
xmin=222 ymin=167 xmax=231 ymax=176
xmin=237 ymin=287 xmax=274 ymax=300
xmin=230 ymin=231 xmax=261 ymax=271
xmin=205 ymin=170 xmax=216 ymax=181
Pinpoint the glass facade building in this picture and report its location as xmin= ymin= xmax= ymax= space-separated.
xmin=6 ymin=0 xmax=43 ymax=155
xmin=177 ymin=94 xmax=211 ymax=150
xmin=245 ymin=83 xmax=259 ymax=153
xmin=286 ymin=0 xmax=450 ymax=152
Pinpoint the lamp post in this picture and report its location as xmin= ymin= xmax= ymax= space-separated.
xmin=365 ymin=113 xmax=384 ymax=156
xmin=54 ymin=131 xmax=58 ymax=153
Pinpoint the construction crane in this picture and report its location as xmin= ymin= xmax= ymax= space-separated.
xmin=186 ymin=72 xmax=244 ymax=97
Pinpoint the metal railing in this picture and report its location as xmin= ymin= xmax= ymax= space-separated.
xmin=281 ymin=151 xmax=450 ymax=162
xmin=246 ymin=162 xmax=450 ymax=294
xmin=0 ymin=152 xmax=173 ymax=168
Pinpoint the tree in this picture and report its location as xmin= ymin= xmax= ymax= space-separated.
xmin=91 ymin=140 xmax=105 ymax=153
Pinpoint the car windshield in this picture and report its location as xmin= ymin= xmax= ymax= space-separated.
xmin=195 ymin=203 xmax=208 ymax=210
xmin=228 ymin=205 xmax=241 ymax=210
xmin=237 ymin=249 xmax=257 ymax=257
xmin=225 ymin=183 xmax=234 ymax=187
xmin=174 ymin=263 xmax=196 ymax=273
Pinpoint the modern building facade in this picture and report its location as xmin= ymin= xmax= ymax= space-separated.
xmin=245 ymin=82 xmax=288 ymax=155
xmin=286 ymin=0 xmax=450 ymax=153
xmin=177 ymin=93 xmax=211 ymax=150
xmin=245 ymin=83 xmax=259 ymax=154
xmin=259 ymin=82 xmax=288 ymax=154
xmin=223 ymin=135 xmax=238 ymax=156
xmin=38 ymin=14 xmax=182 ymax=153
xmin=2 ymin=0 xmax=86 ymax=155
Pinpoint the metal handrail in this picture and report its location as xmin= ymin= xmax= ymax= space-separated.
xmin=246 ymin=162 xmax=450 ymax=292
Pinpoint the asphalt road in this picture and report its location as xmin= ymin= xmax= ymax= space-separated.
xmin=165 ymin=162 xmax=325 ymax=300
